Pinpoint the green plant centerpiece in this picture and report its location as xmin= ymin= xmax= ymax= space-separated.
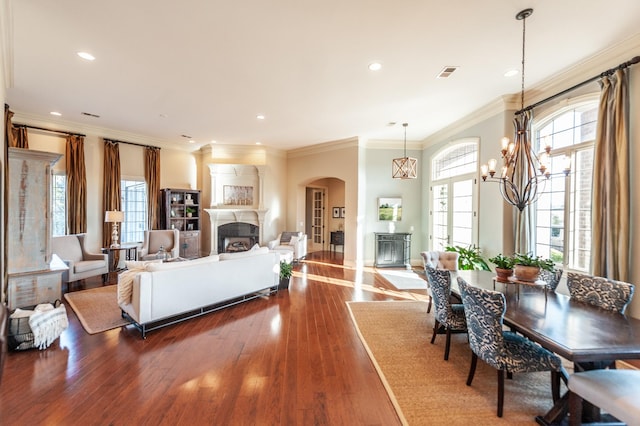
xmin=445 ymin=245 xmax=490 ymax=271
xmin=185 ymin=206 xmax=197 ymax=217
xmin=278 ymin=261 xmax=293 ymax=290
xmin=488 ymin=253 xmax=515 ymax=282
xmin=511 ymin=252 xmax=554 ymax=282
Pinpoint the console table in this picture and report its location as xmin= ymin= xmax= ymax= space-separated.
xmin=374 ymin=233 xmax=411 ymax=269
xmin=330 ymin=231 xmax=344 ymax=253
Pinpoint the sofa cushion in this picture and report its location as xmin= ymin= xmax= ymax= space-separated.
xmin=125 ymin=259 xmax=163 ymax=270
xmin=280 ymin=231 xmax=301 ymax=244
xmin=145 ymin=255 xmax=220 ymax=272
xmin=74 ymin=260 xmax=108 ymax=274
xmin=219 ymin=247 xmax=269 ymax=260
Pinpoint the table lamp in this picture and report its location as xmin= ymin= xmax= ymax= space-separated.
xmin=105 ymin=210 xmax=124 ymax=248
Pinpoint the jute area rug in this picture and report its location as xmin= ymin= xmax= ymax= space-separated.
xmin=64 ymin=285 xmax=131 ymax=334
xmin=347 ymin=301 xmax=560 ymax=425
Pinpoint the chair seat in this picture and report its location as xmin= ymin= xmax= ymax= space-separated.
xmin=74 ymin=260 xmax=108 ymax=274
xmin=500 ymin=332 xmax=562 ymax=373
xmin=569 ymin=370 xmax=640 ymax=426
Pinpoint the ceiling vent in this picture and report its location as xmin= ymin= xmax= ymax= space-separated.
xmin=81 ymin=111 xmax=100 ymax=118
xmin=437 ymin=66 xmax=458 ymax=78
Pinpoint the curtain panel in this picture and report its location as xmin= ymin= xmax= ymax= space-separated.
xmin=144 ymin=147 xmax=160 ymax=230
xmin=591 ymin=68 xmax=630 ymax=281
xmin=11 ymin=126 xmax=29 ymax=149
xmin=102 ymin=140 xmax=121 ymax=248
xmin=65 ymin=135 xmax=87 ymax=234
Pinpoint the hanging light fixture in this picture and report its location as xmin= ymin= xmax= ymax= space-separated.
xmin=392 ymin=123 xmax=418 ymax=179
xmin=480 ymin=8 xmax=569 ymax=211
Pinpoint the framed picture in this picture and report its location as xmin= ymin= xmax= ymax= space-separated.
xmin=332 ymin=207 xmax=340 ymax=218
xmin=378 ymin=197 xmax=402 ymax=221
xmin=223 ymin=185 xmax=254 ymax=206
xmin=340 ymin=207 xmax=345 ymax=218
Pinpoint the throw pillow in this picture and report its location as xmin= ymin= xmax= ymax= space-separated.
xmin=289 ymin=236 xmax=299 ymax=246
xmin=280 ymin=231 xmax=300 ymax=244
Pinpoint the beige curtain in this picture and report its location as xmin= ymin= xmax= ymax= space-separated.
xmin=592 ymin=68 xmax=630 ymax=281
xmin=4 ymin=106 xmax=15 ymax=148
xmin=144 ymin=147 xmax=161 ymax=230
xmin=103 ymin=140 xmax=121 ymax=248
xmin=66 ymin=135 xmax=87 ymax=234
xmin=10 ymin=126 xmax=29 ymax=149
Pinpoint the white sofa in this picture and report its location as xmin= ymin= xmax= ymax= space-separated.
xmin=267 ymin=232 xmax=307 ymax=261
xmin=118 ymin=247 xmax=279 ymax=337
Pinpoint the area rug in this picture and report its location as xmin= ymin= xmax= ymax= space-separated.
xmin=64 ymin=286 xmax=130 ymax=334
xmin=378 ymin=269 xmax=428 ymax=290
xmin=347 ymin=301 xmax=560 ymax=425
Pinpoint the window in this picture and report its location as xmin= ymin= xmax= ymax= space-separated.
xmin=533 ymin=102 xmax=597 ymax=271
xmin=52 ymin=173 xmax=66 ymax=236
xmin=121 ymin=179 xmax=147 ymax=243
xmin=430 ymin=140 xmax=479 ymax=250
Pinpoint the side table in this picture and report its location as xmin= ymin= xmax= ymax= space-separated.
xmin=102 ymin=244 xmax=139 ymax=280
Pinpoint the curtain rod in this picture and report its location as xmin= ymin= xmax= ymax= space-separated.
xmin=14 ymin=123 xmax=86 ymax=138
xmin=516 ymin=55 xmax=640 ymax=115
xmin=104 ymin=138 xmax=160 ymax=150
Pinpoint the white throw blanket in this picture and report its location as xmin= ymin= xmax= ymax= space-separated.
xmin=28 ymin=303 xmax=69 ymax=350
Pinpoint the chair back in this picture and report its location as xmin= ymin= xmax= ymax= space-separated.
xmin=146 ymin=230 xmax=177 ymax=253
xmin=420 ymin=251 xmax=459 ymax=271
xmin=567 ymin=272 xmax=634 ymax=314
xmin=51 ymin=234 xmax=83 ymax=262
xmin=425 ymin=266 xmax=454 ymax=324
xmin=539 ymin=268 xmax=563 ymax=291
xmin=457 ymin=277 xmax=506 ymax=370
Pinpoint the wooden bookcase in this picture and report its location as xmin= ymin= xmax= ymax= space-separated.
xmin=159 ymin=188 xmax=201 ymax=259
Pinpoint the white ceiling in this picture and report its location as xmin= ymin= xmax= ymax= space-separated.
xmin=6 ymin=0 xmax=640 ymax=151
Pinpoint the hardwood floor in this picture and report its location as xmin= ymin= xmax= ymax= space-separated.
xmin=1 ymin=251 xmax=429 ymax=425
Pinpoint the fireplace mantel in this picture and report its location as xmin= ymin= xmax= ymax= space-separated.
xmin=204 ymin=208 xmax=268 ymax=254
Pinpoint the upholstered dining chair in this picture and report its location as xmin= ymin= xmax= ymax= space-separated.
xmin=539 ymin=268 xmax=563 ymax=292
xmin=425 ymin=266 xmax=466 ymax=361
xmin=566 ymin=272 xmax=635 ymax=314
xmin=420 ymin=251 xmax=459 ymax=313
xmin=457 ymin=277 xmax=562 ymax=418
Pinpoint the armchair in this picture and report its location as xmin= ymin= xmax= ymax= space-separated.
xmin=51 ymin=234 xmax=109 ymax=284
xmin=138 ymin=229 xmax=180 ymax=261
xmin=268 ymin=231 xmax=307 ymax=261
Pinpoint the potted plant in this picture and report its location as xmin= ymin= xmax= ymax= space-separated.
xmin=279 ymin=261 xmax=293 ymax=290
xmin=186 ymin=206 xmax=196 ymax=218
xmin=445 ymin=245 xmax=491 ymax=271
xmin=488 ymin=254 xmax=514 ymax=282
xmin=512 ymin=252 xmax=555 ymax=282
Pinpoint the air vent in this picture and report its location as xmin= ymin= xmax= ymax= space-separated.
xmin=180 ymin=134 xmax=192 ymax=139
xmin=437 ymin=66 xmax=459 ymax=79
xmin=81 ymin=112 xmax=100 ymax=118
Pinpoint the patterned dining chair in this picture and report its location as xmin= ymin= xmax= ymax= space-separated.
xmin=539 ymin=268 xmax=563 ymax=292
xmin=457 ymin=277 xmax=562 ymax=418
xmin=421 ymin=251 xmax=459 ymax=313
xmin=566 ymin=272 xmax=635 ymax=314
xmin=425 ymin=266 xmax=466 ymax=361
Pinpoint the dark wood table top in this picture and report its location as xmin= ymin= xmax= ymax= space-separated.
xmin=453 ymin=270 xmax=640 ymax=364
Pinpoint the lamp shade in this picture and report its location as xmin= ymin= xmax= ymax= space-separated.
xmin=104 ymin=210 xmax=124 ymax=223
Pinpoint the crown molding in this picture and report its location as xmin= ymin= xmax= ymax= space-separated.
xmin=287 ymin=136 xmax=359 ymax=159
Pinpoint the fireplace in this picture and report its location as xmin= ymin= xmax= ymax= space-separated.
xmin=218 ymin=222 xmax=259 ymax=253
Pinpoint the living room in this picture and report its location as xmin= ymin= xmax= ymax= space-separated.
xmin=2 ymin=1 xmax=640 ymax=424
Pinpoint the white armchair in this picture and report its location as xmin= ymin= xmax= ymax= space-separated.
xmin=268 ymin=231 xmax=307 ymax=261
xmin=138 ymin=229 xmax=180 ymax=261
xmin=51 ymin=234 xmax=109 ymax=284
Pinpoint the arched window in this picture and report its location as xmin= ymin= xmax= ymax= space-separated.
xmin=430 ymin=139 xmax=479 ymax=250
xmin=532 ymin=97 xmax=598 ymax=271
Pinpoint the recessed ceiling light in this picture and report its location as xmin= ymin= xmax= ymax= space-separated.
xmin=189 ymin=140 xmax=195 ymax=144
xmin=256 ymin=142 xmax=262 ymax=145
xmin=50 ymin=111 xmax=62 ymax=116
xmin=77 ymin=52 xmax=95 ymax=61
xmin=368 ymin=62 xmax=382 ymax=71
xmin=504 ymin=69 xmax=519 ymax=77
xmin=210 ymin=140 xmax=217 ymax=144
xmin=256 ymin=114 xmax=265 ymax=120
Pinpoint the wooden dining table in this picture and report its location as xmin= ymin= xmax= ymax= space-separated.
xmin=452 ymin=270 xmax=640 ymax=425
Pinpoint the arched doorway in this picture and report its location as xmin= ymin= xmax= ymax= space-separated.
xmin=305 ymin=177 xmax=345 ymax=254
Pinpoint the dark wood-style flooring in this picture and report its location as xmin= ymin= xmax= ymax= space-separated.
xmin=1 ymin=251 xmax=429 ymax=425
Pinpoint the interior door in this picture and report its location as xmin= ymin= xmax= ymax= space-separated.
xmin=310 ymin=189 xmax=325 ymax=252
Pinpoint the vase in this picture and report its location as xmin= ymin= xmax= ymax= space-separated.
xmin=495 ymin=267 xmax=513 ymax=282
xmin=513 ymin=265 xmax=540 ymax=282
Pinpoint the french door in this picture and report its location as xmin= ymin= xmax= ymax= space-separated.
xmin=310 ymin=188 xmax=325 ymax=252
xmin=430 ymin=176 xmax=477 ymax=251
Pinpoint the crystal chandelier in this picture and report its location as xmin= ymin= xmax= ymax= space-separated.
xmin=480 ymin=8 xmax=569 ymax=211
xmin=392 ymin=123 xmax=418 ymax=179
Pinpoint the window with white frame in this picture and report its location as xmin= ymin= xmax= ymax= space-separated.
xmin=533 ymin=101 xmax=597 ymax=272
xmin=52 ymin=173 xmax=66 ymax=236
xmin=430 ymin=140 xmax=479 ymax=250
xmin=120 ymin=179 xmax=147 ymax=243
